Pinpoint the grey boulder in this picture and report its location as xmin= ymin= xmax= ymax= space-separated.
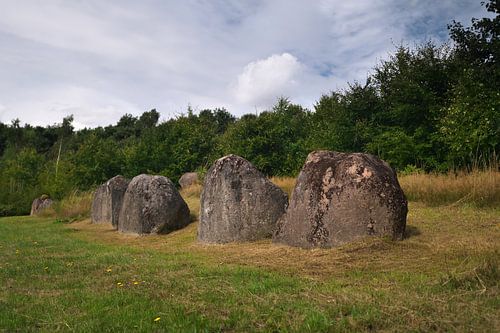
xmin=30 ymin=195 xmax=53 ymax=216
xmin=199 ymin=154 xmax=288 ymax=243
xmin=91 ymin=175 xmax=129 ymax=228
xmin=273 ymin=151 xmax=408 ymax=248
xmin=179 ymin=172 xmax=199 ymax=188
xmin=118 ymin=174 xmax=190 ymax=234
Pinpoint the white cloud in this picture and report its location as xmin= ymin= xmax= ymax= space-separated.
xmin=0 ymin=86 xmax=140 ymax=129
xmin=233 ymin=53 xmax=302 ymax=107
xmin=0 ymin=0 xmax=487 ymax=126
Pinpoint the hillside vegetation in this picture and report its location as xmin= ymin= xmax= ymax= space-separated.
xmin=0 ymin=1 xmax=498 ymax=216
xmin=0 ymin=173 xmax=499 ymax=332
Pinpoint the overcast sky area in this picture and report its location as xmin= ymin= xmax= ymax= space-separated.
xmin=0 ymin=0 xmax=487 ymax=129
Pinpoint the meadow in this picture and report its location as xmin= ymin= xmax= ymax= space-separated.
xmin=0 ymin=171 xmax=499 ymax=332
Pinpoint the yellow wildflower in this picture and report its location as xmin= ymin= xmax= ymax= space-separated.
xmin=154 ymin=317 xmax=161 ymax=322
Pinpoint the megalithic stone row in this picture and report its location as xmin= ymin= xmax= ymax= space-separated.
xmin=91 ymin=175 xmax=129 ymax=228
xmin=273 ymin=151 xmax=408 ymax=248
xmin=118 ymin=174 xmax=190 ymax=235
xmin=198 ymin=154 xmax=288 ymax=243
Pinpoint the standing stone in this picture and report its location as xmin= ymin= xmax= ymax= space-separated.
xmin=273 ymin=151 xmax=408 ymax=248
xmin=179 ymin=172 xmax=199 ymax=188
xmin=199 ymin=154 xmax=288 ymax=243
xmin=30 ymin=195 xmax=53 ymax=216
xmin=91 ymin=175 xmax=129 ymax=228
xmin=118 ymin=174 xmax=190 ymax=235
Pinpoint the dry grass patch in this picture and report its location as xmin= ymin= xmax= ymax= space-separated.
xmin=270 ymin=176 xmax=296 ymax=196
xmin=40 ymin=190 xmax=93 ymax=220
xmin=68 ymin=172 xmax=500 ymax=281
xmin=180 ymin=184 xmax=202 ymax=222
xmin=69 ymin=198 xmax=500 ymax=281
xmin=399 ymin=168 xmax=499 ymax=207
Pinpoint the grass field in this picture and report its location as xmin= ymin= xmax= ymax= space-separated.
xmin=1 ymin=174 xmax=499 ymax=332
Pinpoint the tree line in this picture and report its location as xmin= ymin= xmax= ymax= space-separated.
xmin=0 ymin=1 xmax=498 ymax=216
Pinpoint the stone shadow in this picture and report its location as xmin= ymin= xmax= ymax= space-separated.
xmin=404 ymin=225 xmax=421 ymax=239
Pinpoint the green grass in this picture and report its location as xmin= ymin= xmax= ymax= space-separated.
xmin=1 ymin=202 xmax=499 ymax=331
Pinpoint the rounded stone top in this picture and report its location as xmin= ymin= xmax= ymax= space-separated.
xmin=129 ymin=174 xmax=175 ymax=187
xmin=207 ymin=154 xmax=265 ymax=181
xmin=179 ymin=172 xmax=199 ymax=188
xmin=106 ymin=175 xmax=129 ymax=187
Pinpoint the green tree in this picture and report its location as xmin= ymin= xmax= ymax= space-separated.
xmin=442 ymin=0 xmax=500 ymax=167
xmin=0 ymin=147 xmax=45 ymax=215
xmin=221 ymin=98 xmax=310 ymax=175
xmin=71 ymin=134 xmax=124 ymax=188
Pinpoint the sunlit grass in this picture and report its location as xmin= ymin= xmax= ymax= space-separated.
xmin=4 ymin=170 xmax=497 ymax=331
xmin=1 ymin=201 xmax=498 ymax=331
xmin=398 ymin=168 xmax=500 ymax=207
xmin=270 ymin=176 xmax=296 ymax=197
xmin=39 ymin=190 xmax=93 ymax=221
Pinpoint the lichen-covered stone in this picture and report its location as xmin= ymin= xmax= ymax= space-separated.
xmin=179 ymin=172 xmax=199 ymax=188
xmin=273 ymin=151 xmax=407 ymax=248
xmin=91 ymin=175 xmax=129 ymax=228
xmin=118 ymin=174 xmax=190 ymax=235
xmin=199 ymin=154 xmax=288 ymax=243
xmin=30 ymin=195 xmax=53 ymax=216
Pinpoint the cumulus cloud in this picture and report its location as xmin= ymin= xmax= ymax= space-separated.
xmin=234 ymin=53 xmax=302 ymax=107
xmin=0 ymin=0 xmax=487 ymax=126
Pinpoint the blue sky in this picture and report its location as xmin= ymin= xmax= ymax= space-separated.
xmin=0 ymin=0 xmax=486 ymax=128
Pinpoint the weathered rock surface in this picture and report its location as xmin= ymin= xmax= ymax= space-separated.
xmin=91 ymin=175 xmax=129 ymax=228
xmin=30 ymin=195 xmax=53 ymax=216
xmin=199 ymin=154 xmax=288 ymax=243
xmin=179 ymin=172 xmax=199 ymax=188
xmin=118 ymin=174 xmax=190 ymax=234
xmin=273 ymin=151 xmax=407 ymax=248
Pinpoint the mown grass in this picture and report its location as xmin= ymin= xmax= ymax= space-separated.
xmin=1 ymin=172 xmax=499 ymax=332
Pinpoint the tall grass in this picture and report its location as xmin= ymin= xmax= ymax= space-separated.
xmin=179 ymin=184 xmax=202 ymax=221
xmin=270 ymin=177 xmax=296 ymax=197
xmin=399 ymin=169 xmax=500 ymax=207
xmin=39 ymin=190 xmax=93 ymax=221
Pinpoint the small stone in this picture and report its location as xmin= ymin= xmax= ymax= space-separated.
xmin=30 ymin=195 xmax=53 ymax=216
xmin=178 ymin=172 xmax=199 ymax=188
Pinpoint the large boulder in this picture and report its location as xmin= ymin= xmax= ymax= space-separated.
xmin=179 ymin=172 xmax=199 ymax=188
xmin=118 ymin=174 xmax=190 ymax=235
xmin=199 ymin=154 xmax=288 ymax=243
xmin=30 ymin=195 xmax=53 ymax=216
xmin=273 ymin=151 xmax=408 ymax=248
xmin=91 ymin=175 xmax=129 ymax=228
